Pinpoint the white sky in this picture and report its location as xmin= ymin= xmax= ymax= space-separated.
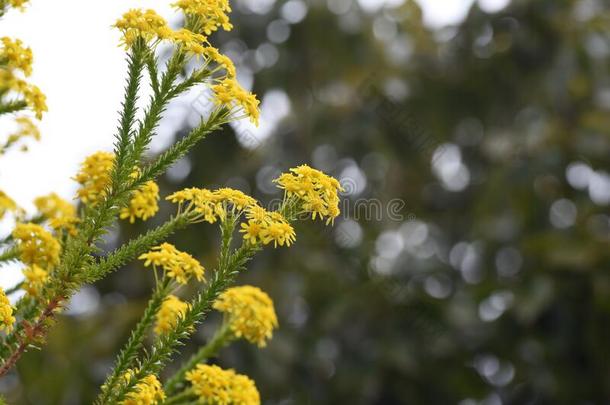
xmin=0 ymin=0 xmax=510 ymax=291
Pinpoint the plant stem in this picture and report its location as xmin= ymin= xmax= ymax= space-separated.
xmin=162 ymin=388 xmax=196 ymax=405
xmin=96 ymin=277 xmax=173 ymax=404
xmin=164 ymin=323 xmax=232 ymax=394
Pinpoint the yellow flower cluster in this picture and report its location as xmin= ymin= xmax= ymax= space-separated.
xmin=212 ymin=78 xmax=260 ymax=125
xmin=0 ymin=287 xmax=15 ymax=333
xmin=74 ymin=151 xmax=115 ymax=205
xmin=12 ymin=223 xmax=61 ymax=269
xmin=0 ymin=189 xmax=17 ymax=220
xmin=167 ymin=187 xmax=295 ymax=247
xmin=114 ymin=9 xmax=172 ymax=49
xmin=120 ymin=180 xmax=160 ymax=224
xmin=240 ymin=207 xmax=296 ymax=247
xmin=275 ymin=165 xmax=343 ymax=225
xmin=1 ymin=37 xmax=32 ymax=76
xmin=154 ymin=295 xmax=189 ymax=335
xmin=121 ymin=370 xmax=165 ymax=405
xmin=185 ymin=364 xmax=260 ymax=405
xmin=213 ymin=285 xmax=278 ymax=347
xmin=172 ymin=0 xmax=233 ymax=35
xmin=34 ymin=192 xmax=79 ymax=235
xmin=139 ymin=243 xmax=205 ymax=285
xmin=0 ymin=38 xmax=47 ymax=119
xmin=22 ymin=264 xmax=49 ymax=297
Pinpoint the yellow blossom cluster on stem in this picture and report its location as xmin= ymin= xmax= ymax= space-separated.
xmin=74 ymin=151 xmax=160 ymax=223
xmin=0 ymin=36 xmax=47 ymax=120
xmin=114 ymin=9 xmax=172 ymax=49
xmin=139 ymin=243 xmax=205 ymax=285
xmin=120 ymin=370 xmax=165 ymax=405
xmin=213 ymin=285 xmax=278 ymax=347
xmin=74 ymin=151 xmax=115 ymax=205
xmin=0 ymin=37 xmax=32 ymax=76
xmin=154 ymin=295 xmax=189 ymax=335
xmin=275 ymin=164 xmax=343 ymax=224
xmin=12 ymin=223 xmax=61 ymax=270
xmin=212 ymin=78 xmax=260 ymax=125
xmin=0 ymin=288 xmax=15 ymax=333
xmin=120 ymin=180 xmax=160 ymax=224
xmin=22 ymin=264 xmax=49 ymax=297
xmin=34 ymin=192 xmax=79 ymax=235
xmin=185 ymin=364 xmax=260 ymax=405
xmin=167 ymin=187 xmax=296 ymax=247
xmin=172 ymin=0 xmax=233 ymax=35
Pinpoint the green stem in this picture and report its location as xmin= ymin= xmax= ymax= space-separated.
xmin=164 ymin=323 xmax=233 ymax=394
xmin=0 ymin=246 xmax=19 ymax=263
xmin=162 ymin=388 xmax=196 ymax=405
xmin=96 ymin=278 xmax=173 ymax=405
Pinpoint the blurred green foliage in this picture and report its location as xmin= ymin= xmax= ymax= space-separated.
xmin=5 ymin=0 xmax=610 ymax=403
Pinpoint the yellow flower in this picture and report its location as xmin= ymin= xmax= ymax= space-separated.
xmin=139 ymin=243 xmax=205 ymax=285
xmin=154 ymin=295 xmax=189 ymax=335
xmin=1 ymin=37 xmax=33 ymax=75
xmin=73 ymin=151 xmax=115 ymax=205
xmin=120 ymin=180 xmax=160 ymax=223
xmin=275 ymin=165 xmax=343 ymax=225
xmin=239 ymin=206 xmax=295 ymax=248
xmin=170 ymin=28 xmax=207 ymax=57
xmin=34 ymin=192 xmax=79 ymax=235
xmin=12 ymin=223 xmax=61 ymax=269
xmin=203 ymin=46 xmax=236 ymax=78
xmin=0 ymin=189 xmax=18 ymax=220
xmin=120 ymin=370 xmax=165 ymax=405
xmin=22 ymin=264 xmax=48 ymax=297
xmin=212 ymin=78 xmax=260 ymax=125
xmin=0 ymin=287 xmax=15 ymax=333
xmin=114 ymin=9 xmax=172 ymax=49
xmin=185 ymin=364 xmax=260 ymax=405
xmin=213 ymin=285 xmax=278 ymax=347
xmin=9 ymin=79 xmax=47 ymax=119
xmin=166 ymin=187 xmax=257 ymax=224
xmin=172 ymin=0 xmax=233 ymax=35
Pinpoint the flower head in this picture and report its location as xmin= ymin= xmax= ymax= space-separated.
xmin=239 ymin=207 xmax=295 ymax=248
xmin=120 ymin=180 xmax=160 ymax=223
xmin=212 ymin=77 xmax=260 ymax=125
xmin=114 ymin=9 xmax=171 ymax=48
xmin=22 ymin=264 xmax=49 ymax=297
xmin=139 ymin=243 xmax=204 ymax=285
xmin=9 ymin=79 xmax=47 ymax=119
xmin=34 ymin=192 xmax=79 ymax=235
xmin=186 ymin=364 xmax=260 ymax=405
xmin=214 ymin=285 xmax=278 ymax=347
xmin=275 ymin=165 xmax=343 ymax=225
xmin=172 ymin=0 xmax=233 ymax=35
xmin=154 ymin=295 xmax=189 ymax=335
xmin=167 ymin=187 xmax=257 ymax=224
xmin=1 ymin=37 xmax=33 ymax=75
xmin=120 ymin=370 xmax=165 ymax=405
xmin=12 ymin=223 xmax=61 ymax=269
xmin=74 ymin=151 xmax=114 ymax=205
xmin=0 ymin=288 xmax=15 ymax=333
xmin=170 ymin=28 xmax=208 ymax=57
